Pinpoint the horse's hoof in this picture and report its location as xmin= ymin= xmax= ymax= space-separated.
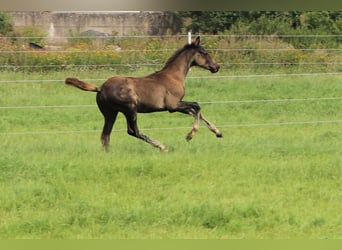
xmin=216 ymin=133 xmax=223 ymax=138
xmin=160 ymin=146 xmax=168 ymax=152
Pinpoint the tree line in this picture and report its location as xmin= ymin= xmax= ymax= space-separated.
xmin=176 ymin=11 xmax=342 ymax=48
xmin=176 ymin=11 xmax=342 ymax=35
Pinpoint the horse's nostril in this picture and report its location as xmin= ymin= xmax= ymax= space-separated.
xmin=210 ymin=65 xmax=219 ymax=73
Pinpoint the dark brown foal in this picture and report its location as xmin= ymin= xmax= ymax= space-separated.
xmin=65 ymin=36 xmax=222 ymax=151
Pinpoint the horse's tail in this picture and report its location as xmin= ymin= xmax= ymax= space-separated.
xmin=65 ymin=77 xmax=100 ymax=92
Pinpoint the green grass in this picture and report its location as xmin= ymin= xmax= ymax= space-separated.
xmin=0 ymin=70 xmax=342 ymax=238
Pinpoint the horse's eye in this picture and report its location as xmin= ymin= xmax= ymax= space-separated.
xmin=200 ymin=50 xmax=208 ymax=55
xmin=198 ymin=50 xmax=208 ymax=56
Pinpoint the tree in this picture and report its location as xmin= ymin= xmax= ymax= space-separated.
xmin=0 ymin=12 xmax=13 ymax=36
xmin=177 ymin=11 xmax=243 ymax=34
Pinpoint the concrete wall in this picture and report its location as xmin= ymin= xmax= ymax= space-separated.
xmin=10 ymin=11 xmax=182 ymax=39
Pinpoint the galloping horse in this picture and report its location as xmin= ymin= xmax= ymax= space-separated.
xmin=65 ymin=36 xmax=222 ymax=151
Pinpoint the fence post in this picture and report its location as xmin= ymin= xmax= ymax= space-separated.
xmin=188 ymin=32 xmax=192 ymax=72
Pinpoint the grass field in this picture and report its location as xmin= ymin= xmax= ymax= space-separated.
xmin=0 ymin=69 xmax=342 ymax=238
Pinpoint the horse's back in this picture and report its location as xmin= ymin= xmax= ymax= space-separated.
xmin=99 ymin=75 xmax=170 ymax=113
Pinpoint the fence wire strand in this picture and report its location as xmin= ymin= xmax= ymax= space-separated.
xmin=1 ymin=97 xmax=342 ymax=110
xmin=3 ymin=34 xmax=342 ymax=39
xmin=1 ymin=120 xmax=342 ymax=136
xmin=1 ymin=72 xmax=342 ymax=85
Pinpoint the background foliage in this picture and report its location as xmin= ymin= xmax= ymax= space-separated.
xmin=178 ymin=11 xmax=342 ymax=35
xmin=178 ymin=11 xmax=342 ymax=47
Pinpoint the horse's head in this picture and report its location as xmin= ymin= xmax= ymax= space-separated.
xmin=190 ymin=36 xmax=220 ymax=73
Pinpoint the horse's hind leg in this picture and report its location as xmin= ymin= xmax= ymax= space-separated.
xmin=97 ymin=93 xmax=119 ymax=151
xmin=124 ymin=111 xmax=168 ymax=152
xmin=199 ymin=113 xmax=223 ymax=138
xmin=100 ymin=110 xmax=118 ymax=151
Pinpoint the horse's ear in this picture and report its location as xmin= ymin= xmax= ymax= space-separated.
xmin=194 ymin=36 xmax=201 ymax=46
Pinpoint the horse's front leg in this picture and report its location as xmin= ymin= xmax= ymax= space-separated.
xmin=186 ymin=111 xmax=200 ymax=141
xmin=199 ymin=113 xmax=223 ymax=138
xmin=186 ymin=112 xmax=223 ymax=140
xmin=170 ymin=101 xmax=201 ymax=141
xmin=170 ymin=101 xmax=223 ymax=140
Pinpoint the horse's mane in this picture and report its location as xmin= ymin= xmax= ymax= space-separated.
xmin=160 ymin=44 xmax=193 ymax=71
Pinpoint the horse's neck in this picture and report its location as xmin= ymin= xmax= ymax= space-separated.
xmin=162 ymin=51 xmax=193 ymax=80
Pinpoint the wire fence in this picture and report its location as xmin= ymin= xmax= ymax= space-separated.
xmin=1 ymin=34 xmax=341 ymax=136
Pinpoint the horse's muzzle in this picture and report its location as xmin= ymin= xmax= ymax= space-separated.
xmin=209 ymin=64 xmax=220 ymax=73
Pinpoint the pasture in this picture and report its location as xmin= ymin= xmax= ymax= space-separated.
xmin=0 ymin=69 xmax=342 ymax=238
